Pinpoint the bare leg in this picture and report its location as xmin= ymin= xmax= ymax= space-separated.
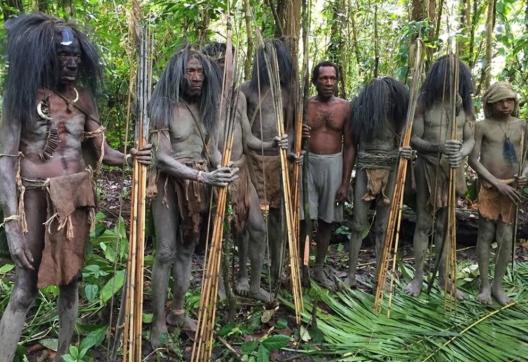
xmin=372 ymin=197 xmax=391 ymax=290
xmin=0 ymin=268 xmax=38 ymax=362
xmin=312 ymin=220 xmax=336 ymax=290
xmin=405 ymin=168 xmax=432 ymax=297
xmin=345 ymin=170 xmax=370 ymax=288
xmin=150 ymin=183 xmax=178 ymax=347
xmin=166 ymin=236 xmax=198 ymax=331
xmin=476 ymin=218 xmax=494 ymax=304
xmin=246 ymin=185 xmax=272 ymax=302
xmin=436 ymin=209 xmax=465 ymax=300
xmin=235 ymin=232 xmax=250 ymax=294
xmin=0 ymin=189 xmax=45 ymax=361
xmin=55 ymin=279 xmax=79 ymax=360
xmin=492 ymin=221 xmax=513 ymax=305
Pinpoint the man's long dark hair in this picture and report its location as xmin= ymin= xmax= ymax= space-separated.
xmin=351 ymin=77 xmax=409 ymax=142
xmin=3 ymin=13 xmax=102 ymax=128
xmin=249 ymin=39 xmax=293 ymax=91
xmin=419 ymin=55 xmax=474 ymax=116
xmin=149 ymin=47 xmax=221 ymax=133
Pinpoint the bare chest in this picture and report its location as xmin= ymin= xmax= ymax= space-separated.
xmin=169 ymin=105 xmax=208 ymax=156
xmin=423 ymin=105 xmax=466 ymax=140
xmin=307 ymin=103 xmax=345 ymax=132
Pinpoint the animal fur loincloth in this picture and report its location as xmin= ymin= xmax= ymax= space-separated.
xmin=23 ymin=171 xmax=96 ymax=288
xmin=356 ymin=150 xmax=399 ymax=204
xmin=148 ymin=159 xmax=210 ymax=240
xmin=362 ymin=169 xmax=391 ymax=204
xmin=247 ymin=151 xmax=282 ymax=210
xmin=417 ymin=153 xmax=467 ymax=212
xmin=228 ymin=156 xmax=251 ymax=234
xmin=478 ymin=181 xmax=515 ymax=224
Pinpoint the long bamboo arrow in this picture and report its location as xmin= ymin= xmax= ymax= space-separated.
xmin=258 ymin=36 xmax=304 ymax=324
xmin=291 ymin=0 xmax=312 ymax=269
xmin=191 ymin=17 xmax=237 ymax=361
xmin=122 ymin=17 xmax=152 ymax=362
xmin=373 ymin=39 xmax=424 ymax=315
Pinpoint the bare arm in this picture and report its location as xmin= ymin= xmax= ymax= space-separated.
xmin=460 ymin=117 xmax=475 ymax=158
xmin=151 ymin=129 xmax=237 ymax=186
xmin=469 ymin=123 xmax=500 ymax=186
xmin=521 ymin=122 xmax=528 ymax=178
xmin=239 ymin=93 xmax=275 ymax=151
xmin=83 ymin=93 xmax=150 ymax=167
xmin=0 ymin=119 xmax=34 ymax=269
xmin=336 ymin=104 xmax=355 ymax=202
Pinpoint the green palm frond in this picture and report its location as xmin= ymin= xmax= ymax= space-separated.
xmin=285 ymin=262 xmax=528 ymax=361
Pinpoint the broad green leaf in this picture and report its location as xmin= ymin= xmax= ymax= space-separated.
xmin=260 ymin=334 xmax=289 ymax=351
xmin=240 ymin=340 xmax=259 ymax=354
xmin=84 ymin=284 xmax=99 ymax=302
xmin=0 ymin=263 xmax=14 ymax=274
xmin=100 ymin=270 xmax=125 ymax=304
xmin=79 ymin=326 xmax=106 ymax=356
xmin=256 ymin=345 xmax=270 ymax=362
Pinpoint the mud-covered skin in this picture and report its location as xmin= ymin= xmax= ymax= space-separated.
xmin=149 ymin=57 xmax=238 ymax=348
xmin=470 ymin=97 xmax=526 ymax=305
xmin=404 ymin=100 xmax=474 ymax=299
xmin=218 ymin=91 xmax=285 ymax=302
xmin=0 ymin=63 xmax=149 ymax=362
xmin=239 ymin=80 xmax=292 ymax=283
xmin=343 ymin=118 xmax=400 ymax=289
xmin=300 ymin=65 xmax=351 ymax=291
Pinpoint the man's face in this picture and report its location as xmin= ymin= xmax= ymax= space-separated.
xmin=491 ymin=98 xmax=515 ymax=119
xmin=184 ymin=56 xmax=204 ymax=98
xmin=315 ymin=66 xmax=337 ymax=99
xmin=57 ymin=35 xmax=81 ymax=86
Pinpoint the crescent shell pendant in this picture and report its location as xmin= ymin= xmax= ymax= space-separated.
xmin=37 ymin=101 xmax=53 ymax=121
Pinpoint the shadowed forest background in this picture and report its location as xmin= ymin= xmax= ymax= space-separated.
xmin=1 ymin=0 xmax=528 ymax=361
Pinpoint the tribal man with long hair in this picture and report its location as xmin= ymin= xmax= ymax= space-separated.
xmin=239 ymin=39 xmax=294 ymax=284
xmin=405 ymin=55 xmax=475 ymax=299
xmin=343 ymin=77 xmax=411 ymax=288
xmin=0 ymin=13 xmax=151 ymax=360
xmin=147 ymin=47 xmax=238 ymax=347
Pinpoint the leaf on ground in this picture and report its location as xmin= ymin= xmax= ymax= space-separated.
xmin=261 ymin=308 xmax=275 ymax=323
xmin=261 ymin=334 xmax=290 ymax=351
xmin=39 ymin=338 xmax=58 ymax=352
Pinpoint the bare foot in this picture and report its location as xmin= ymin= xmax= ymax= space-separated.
xmin=404 ymin=278 xmax=423 ymax=297
xmin=492 ymin=284 xmax=512 ymax=305
xmin=150 ymin=322 xmax=168 ymax=348
xmin=440 ymin=279 xmax=466 ymax=301
xmin=235 ymin=277 xmax=250 ymax=296
xmin=340 ymin=274 xmax=357 ymax=290
xmin=477 ymin=285 xmax=492 ymax=305
xmin=166 ymin=311 xmax=197 ymax=332
xmin=312 ymin=268 xmax=337 ymax=291
xmin=249 ymin=287 xmax=273 ymax=303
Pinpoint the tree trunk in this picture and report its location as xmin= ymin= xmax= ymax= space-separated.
xmin=349 ymin=0 xmax=362 ymax=73
xmin=410 ymin=0 xmax=434 ymax=71
xmin=326 ymin=0 xmax=347 ymax=97
xmin=479 ymin=0 xmax=496 ymax=94
xmin=243 ymin=0 xmax=254 ymax=80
